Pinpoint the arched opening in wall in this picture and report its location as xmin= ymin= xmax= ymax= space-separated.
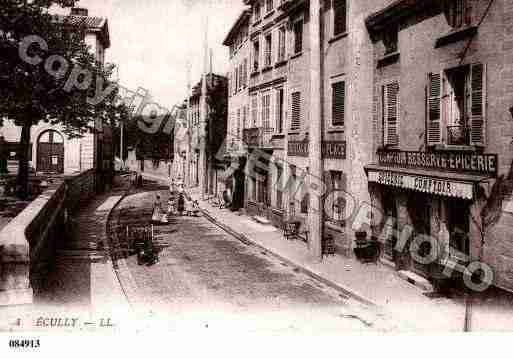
xmin=37 ymin=130 xmax=64 ymax=174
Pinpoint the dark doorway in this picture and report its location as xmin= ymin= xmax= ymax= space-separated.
xmin=37 ymin=130 xmax=64 ymax=174
xmin=232 ymin=157 xmax=246 ymax=210
xmin=382 ymin=188 xmax=398 ymax=262
xmin=447 ymin=199 xmax=470 ymax=256
xmin=407 ymin=193 xmax=431 ymax=277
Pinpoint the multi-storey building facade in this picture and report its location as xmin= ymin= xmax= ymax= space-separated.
xmin=228 ymin=0 xmax=372 ymax=256
xmin=223 ymin=9 xmax=252 ymax=209
xmin=186 ymin=73 xmax=228 ymax=197
xmin=223 ymin=0 xmax=513 ymax=292
xmin=365 ymin=0 xmax=513 ymax=292
xmin=0 ymin=7 xmax=113 ymax=185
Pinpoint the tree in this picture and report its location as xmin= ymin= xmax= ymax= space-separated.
xmin=0 ymin=0 xmax=126 ymax=198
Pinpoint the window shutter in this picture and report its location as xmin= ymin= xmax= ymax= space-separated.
xmin=470 ymin=63 xmax=486 ymax=146
xmin=427 ymin=72 xmax=442 ymax=145
xmin=384 ymin=81 xmax=399 ymax=146
xmin=291 ymin=91 xmax=301 ymax=130
xmin=332 ymin=81 xmax=345 ymax=126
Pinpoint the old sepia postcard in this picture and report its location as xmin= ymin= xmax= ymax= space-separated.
xmin=1 ymin=0 xmax=513 ymax=355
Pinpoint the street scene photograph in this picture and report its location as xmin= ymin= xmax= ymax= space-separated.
xmin=2 ymin=0 xmax=513 ymax=348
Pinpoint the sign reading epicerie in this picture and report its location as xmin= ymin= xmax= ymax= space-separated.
xmin=368 ymin=170 xmax=474 ymax=199
xmin=377 ymin=150 xmax=498 ymax=177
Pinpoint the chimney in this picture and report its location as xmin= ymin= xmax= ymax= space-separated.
xmin=71 ymin=7 xmax=88 ymax=16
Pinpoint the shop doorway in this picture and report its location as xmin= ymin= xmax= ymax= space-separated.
xmin=382 ymin=188 xmax=398 ymax=262
xmin=446 ymin=199 xmax=470 ymax=256
xmin=408 ymin=193 xmax=431 ymax=277
xmin=232 ymin=158 xmax=246 ymax=210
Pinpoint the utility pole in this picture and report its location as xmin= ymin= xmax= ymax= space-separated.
xmin=185 ymin=60 xmax=192 ymax=188
xmin=199 ymin=5 xmax=210 ymax=199
xmin=307 ymin=0 xmax=323 ymax=261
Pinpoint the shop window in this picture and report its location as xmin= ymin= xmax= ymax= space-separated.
xmin=333 ymin=0 xmax=347 ymax=36
xmin=447 ymin=200 xmax=470 ymax=256
xmin=427 ymin=63 xmax=486 ymax=147
xmin=329 ymin=171 xmax=344 ymax=223
xmin=444 ymin=0 xmax=472 ymax=29
xmin=331 ymin=81 xmax=345 ymax=127
xmin=293 ymin=20 xmax=303 ymax=54
xmin=383 ymin=81 xmax=400 ymax=147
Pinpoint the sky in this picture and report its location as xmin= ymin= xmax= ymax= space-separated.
xmin=53 ymin=0 xmax=246 ymax=110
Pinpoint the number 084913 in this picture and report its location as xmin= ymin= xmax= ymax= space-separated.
xmin=9 ymin=339 xmax=40 ymax=349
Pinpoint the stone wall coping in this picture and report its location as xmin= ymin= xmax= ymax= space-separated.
xmin=0 ymin=181 xmax=64 ymax=263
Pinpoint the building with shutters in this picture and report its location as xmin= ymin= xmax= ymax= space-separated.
xmin=364 ymin=0 xmax=513 ymax=292
xmin=222 ymin=8 xmax=252 ymax=210
xmin=222 ymin=0 xmax=374 ymax=256
xmin=222 ymin=0 xmax=513 ymax=293
xmin=0 ymin=7 xmax=113 ymax=187
xmin=186 ymin=73 xmax=228 ymax=197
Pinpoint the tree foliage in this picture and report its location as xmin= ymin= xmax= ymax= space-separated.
xmin=0 ymin=0 xmax=127 ymax=197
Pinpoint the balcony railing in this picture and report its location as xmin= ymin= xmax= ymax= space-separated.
xmin=243 ymin=127 xmax=274 ymax=148
xmin=447 ymin=125 xmax=470 ymax=146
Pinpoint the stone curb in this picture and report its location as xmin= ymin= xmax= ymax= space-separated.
xmin=199 ymin=206 xmax=378 ymax=309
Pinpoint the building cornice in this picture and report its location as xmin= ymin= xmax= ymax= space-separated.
xmin=365 ymin=0 xmax=440 ymax=35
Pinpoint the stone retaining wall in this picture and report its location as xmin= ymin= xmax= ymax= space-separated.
xmin=0 ymin=169 xmax=97 ymax=305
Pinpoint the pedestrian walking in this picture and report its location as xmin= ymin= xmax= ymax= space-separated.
xmin=152 ymin=194 xmax=164 ymax=223
xmin=177 ymin=192 xmax=185 ymax=215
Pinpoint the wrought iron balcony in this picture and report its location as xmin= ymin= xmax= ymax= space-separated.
xmin=242 ymin=127 xmax=274 ymax=148
xmin=447 ymin=125 xmax=470 ymax=146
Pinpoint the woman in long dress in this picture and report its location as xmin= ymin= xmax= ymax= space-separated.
xmin=152 ymin=194 xmax=163 ymax=223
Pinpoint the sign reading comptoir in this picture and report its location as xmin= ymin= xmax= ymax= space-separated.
xmin=368 ymin=170 xmax=474 ymax=199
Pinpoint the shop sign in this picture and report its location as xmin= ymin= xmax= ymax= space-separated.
xmin=368 ymin=170 xmax=474 ymax=199
xmin=288 ymin=140 xmax=309 ymax=157
xmin=287 ymin=141 xmax=346 ymax=159
xmin=323 ymin=141 xmax=346 ymax=159
xmin=377 ymin=150 xmax=498 ymax=177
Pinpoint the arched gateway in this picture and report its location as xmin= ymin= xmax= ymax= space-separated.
xmin=37 ymin=130 xmax=64 ymax=174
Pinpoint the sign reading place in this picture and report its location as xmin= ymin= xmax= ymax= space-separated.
xmin=287 ymin=140 xmax=346 ymax=159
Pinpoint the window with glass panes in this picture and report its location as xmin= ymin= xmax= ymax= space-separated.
xmin=262 ymin=91 xmax=271 ymax=130
xmin=293 ymin=20 xmax=303 ymax=54
xmin=278 ymin=26 xmax=286 ymax=62
xmin=333 ymin=0 xmax=347 ymax=36
xmin=264 ymin=33 xmax=272 ymax=67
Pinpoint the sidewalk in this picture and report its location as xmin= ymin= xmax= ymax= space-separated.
xmin=0 ymin=181 xmax=132 ymax=332
xmin=188 ymin=187 xmax=513 ymax=331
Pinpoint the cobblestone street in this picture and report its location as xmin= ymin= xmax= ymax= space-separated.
xmin=109 ymin=190 xmax=390 ymax=332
